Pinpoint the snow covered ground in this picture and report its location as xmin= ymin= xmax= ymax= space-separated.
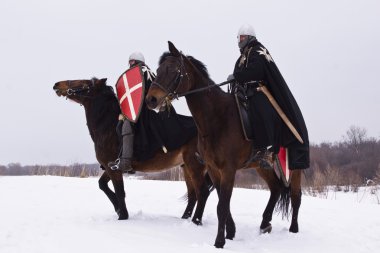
xmin=1 ymin=176 xmax=379 ymax=253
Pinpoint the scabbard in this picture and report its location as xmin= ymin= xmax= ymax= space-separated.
xmin=257 ymin=85 xmax=304 ymax=144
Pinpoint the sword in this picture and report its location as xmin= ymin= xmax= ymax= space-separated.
xmin=257 ymin=84 xmax=304 ymax=144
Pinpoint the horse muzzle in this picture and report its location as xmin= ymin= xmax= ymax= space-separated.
xmin=145 ymin=95 xmax=159 ymax=110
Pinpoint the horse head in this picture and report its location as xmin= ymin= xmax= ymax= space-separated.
xmin=53 ymin=78 xmax=108 ymax=105
xmin=145 ymin=41 xmax=196 ymax=111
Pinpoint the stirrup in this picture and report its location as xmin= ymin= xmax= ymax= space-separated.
xmin=108 ymin=158 xmax=120 ymax=171
xmin=256 ymin=150 xmax=273 ymax=170
xmin=244 ymin=148 xmax=273 ymax=169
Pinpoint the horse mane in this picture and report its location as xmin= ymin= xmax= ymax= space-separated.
xmin=86 ymin=77 xmax=120 ymax=139
xmin=159 ymin=52 xmax=210 ymax=79
xmin=91 ymin=77 xmax=115 ymax=94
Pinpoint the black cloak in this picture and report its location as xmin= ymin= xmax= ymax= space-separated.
xmin=132 ymin=64 xmax=197 ymax=161
xmin=233 ymin=40 xmax=309 ymax=169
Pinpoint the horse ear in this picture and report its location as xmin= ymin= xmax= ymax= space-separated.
xmin=93 ymin=78 xmax=107 ymax=87
xmin=168 ymin=41 xmax=180 ymax=56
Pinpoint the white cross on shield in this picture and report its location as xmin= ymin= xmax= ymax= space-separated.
xmin=115 ymin=65 xmax=145 ymax=123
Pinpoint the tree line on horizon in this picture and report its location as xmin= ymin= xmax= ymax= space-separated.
xmin=1 ymin=126 xmax=379 ymax=191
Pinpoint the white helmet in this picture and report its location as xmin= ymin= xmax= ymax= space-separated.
xmin=237 ymin=24 xmax=256 ymax=49
xmin=129 ymin=51 xmax=145 ymax=63
xmin=237 ymin=24 xmax=256 ymax=37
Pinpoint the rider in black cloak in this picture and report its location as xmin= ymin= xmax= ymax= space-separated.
xmin=230 ymin=24 xmax=309 ymax=170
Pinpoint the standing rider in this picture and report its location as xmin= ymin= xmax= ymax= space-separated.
xmin=108 ymin=52 xmax=156 ymax=172
xmin=229 ymin=24 xmax=310 ymax=170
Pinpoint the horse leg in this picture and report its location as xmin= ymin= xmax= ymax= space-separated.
xmin=108 ymin=169 xmax=129 ymax=220
xmin=183 ymin=159 xmax=211 ymax=225
xmin=256 ymin=168 xmax=282 ymax=233
xmin=98 ymin=171 xmax=119 ymax=213
xmin=190 ymin=172 xmax=211 ymax=225
xmin=225 ymin=211 xmax=236 ymax=240
xmin=214 ymin=169 xmax=236 ymax=248
xmin=207 ymin=168 xmax=236 ymax=240
xmin=181 ymin=165 xmax=197 ymax=219
xmin=289 ymin=170 xmax=302 ymax=233
xmin=182 ymin=141 xmax=212 ymax=225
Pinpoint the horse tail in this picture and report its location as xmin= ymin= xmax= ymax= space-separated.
xmin=275 ymin=180 xmax=291 ymax=220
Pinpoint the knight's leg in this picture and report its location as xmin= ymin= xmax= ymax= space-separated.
xmin=108 ymin=120 xmax=134 ymax=172
xmin=119 ymin=120 xmax=134 ymax=172
xmin=248 ymin=92 xmax=275 ymax=169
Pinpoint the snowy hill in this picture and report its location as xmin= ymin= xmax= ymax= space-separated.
xmin=0 ymin=176 xmax=379 ymax=252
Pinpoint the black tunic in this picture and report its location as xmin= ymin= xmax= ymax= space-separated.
xmin=233 ymin=40 xmax=310 ymax=169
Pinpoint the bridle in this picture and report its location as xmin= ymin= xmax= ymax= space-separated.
xmin=64 ymin=79 xmax=96 ymax=98
xmin=150 ymin=54 xmax=190 ymax=100
xmin=151 ymin=54 xmax=233 ymax=101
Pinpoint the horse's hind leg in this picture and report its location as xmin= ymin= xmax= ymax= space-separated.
xmin=182 ymin=141 xmax=213 ymax=225
xmin=181 ymin=165 xmax=197 ymax=219
xmin=289 ymin=170 xmax=302 ymax=233
xmin=98 ymin=171 xmax=119 ymax=212
xmin=191 ymin=172 xmax=215 ymax=225
xmin=256 ymin=168 xmax=282 ymax=233
xmin=225 ymin=211 xmax=236 ymax=240
xmin=108 ymin=169 xmax=129 ymax=220
xmin=190 ymin=170 xmax=212 ymax=225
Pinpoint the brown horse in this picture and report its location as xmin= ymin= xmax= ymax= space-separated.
xmin=53 ymin=77 xmax=212 ymax=224
xmin=145 ymin=42 xmax=302 ymax=248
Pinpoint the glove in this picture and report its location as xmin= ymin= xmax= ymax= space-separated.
xmin=227 ymin=74 xmax=235 ymax=81
xmin=118 ymin=114 xmax=126 ymax=121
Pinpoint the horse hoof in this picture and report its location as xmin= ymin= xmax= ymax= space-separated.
xmin=214 ymin=240 xmax=225 ymax=248
xmin=118 ymin=214 xmax=129 ymax=220
xmin=226 ymin=225 xmax=236 ymax=239
xmin=260 ymin=224 xmax=272 ymax=234
xmin=118 ymin=212 xmax=129 ymax=220
xmin=181 ymin=213 xmax=192 ymax=219
xmin=115 ymin=208 xmax=129 ymax=220
xmin=226 ymin=234 xmax=234 ymax=240
xmin=192 ymin=217 xmax=203 ymax=226
xmin=289 ymin=224 xmax=299 ymax=233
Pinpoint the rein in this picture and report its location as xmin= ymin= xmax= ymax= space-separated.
xmin=175 ymin=79 xmax=232 ymax=98
xmin=151 ymin=54 xmax=234 ymax=100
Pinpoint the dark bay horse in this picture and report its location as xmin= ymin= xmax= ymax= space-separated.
xmin=53 ymin=77 xmax=212 ymax=224
xmin=145 ymin=42 xmax=302 ymax=248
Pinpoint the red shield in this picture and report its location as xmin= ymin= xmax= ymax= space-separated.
xmin=274 ymin=147 xmax=292 ymax=187
xmin=115 ymin=65 xmax=145 ymax=122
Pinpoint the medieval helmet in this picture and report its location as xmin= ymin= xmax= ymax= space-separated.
xmin=237 ymin=24 xmax=256 ymax=49
xmin=129 ymin=52 xmax=145 ymax=66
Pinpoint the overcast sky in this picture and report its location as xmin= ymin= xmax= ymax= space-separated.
xmin=1 ymin=0 xmax=379 ymax=165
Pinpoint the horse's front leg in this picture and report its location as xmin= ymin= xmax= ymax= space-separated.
xmin=214 ymin=169 xmax=236 ymax=248
xmin=289 ymin=170 xmax=302 ymax=233
xmin=108 ymin=169 xmax=129 ymax=220
xmin=98 ymin=171 xmax=119 ymax=212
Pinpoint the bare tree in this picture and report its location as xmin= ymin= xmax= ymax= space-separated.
xmin=344 ymin=125 xmax=367 ymax=154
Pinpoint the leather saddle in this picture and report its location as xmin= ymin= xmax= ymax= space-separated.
xmin=233 ymin=83 xmax=255 ymax=141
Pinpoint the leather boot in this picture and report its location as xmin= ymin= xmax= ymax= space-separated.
xmin=108 ymin=120 xmax=134 ymax=173
xmin=252 ymin=148 xmax=273 ymax=170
